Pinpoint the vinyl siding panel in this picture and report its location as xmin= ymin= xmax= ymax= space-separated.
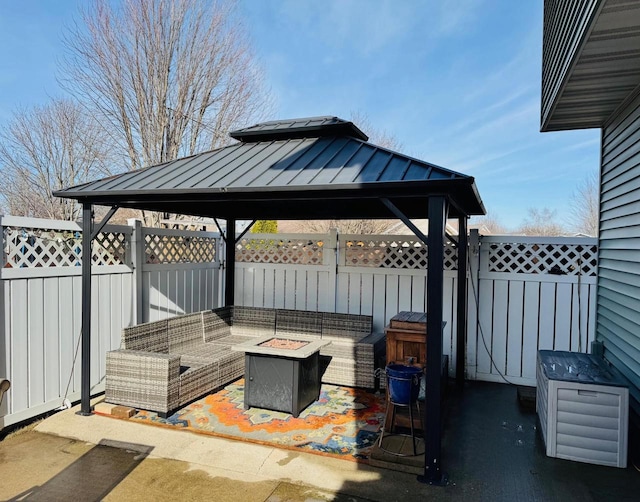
xmin=600 ymin=92 xmax=640 ymax=417
xmin=542 ymin=0 xmax=640 ymax=131
xmin=541 ymin=0 xmax=601 ymax=129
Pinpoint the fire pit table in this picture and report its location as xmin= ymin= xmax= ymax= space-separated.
xmin=232 ymin=336 xmax=330 ymax=417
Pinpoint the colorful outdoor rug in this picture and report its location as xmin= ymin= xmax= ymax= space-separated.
xmin=119 ymin=380 xmax=386 ymax=463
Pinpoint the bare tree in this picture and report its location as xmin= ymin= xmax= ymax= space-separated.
xmin=349 ymin=111 xmax=403 ymax=151
xmin=60 ymin=0 xmax=271 ymax=221
xmin=518 ymin=207 xmax=566 ymax=236
xmin=284 ymin=219 xmax=398 ymax=234
xmin=568 ymin=171 xmax=599 ymax=236
xmin=471 ymin=211 xmax=506 ymax=234
xmin=0 ymin=99 xmax=116 ymax=220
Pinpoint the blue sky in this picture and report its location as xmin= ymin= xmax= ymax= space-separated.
xmin=0 ymin=1 xmax=600 ymax=228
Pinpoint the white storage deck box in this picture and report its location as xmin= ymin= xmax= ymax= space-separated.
xmin=536 ymin=350 xmax=629 ymax=468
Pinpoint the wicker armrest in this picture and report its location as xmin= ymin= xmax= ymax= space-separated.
xmin=355 ymin=331 xmax=385 ymax=367
xmin=105 ymin=349 xmax=181 ymax=414
xmin=122 ymin=319 xmax=169 ymax=353
xmin=358 ymin=330 xmax=386 ymax=346
xmin=320 ymin=330 xmax=386 ymax=389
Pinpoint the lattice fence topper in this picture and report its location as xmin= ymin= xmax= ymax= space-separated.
xmin=2 ymin=226 xmax=127 ymax=268
xmin=343 ymin=237 xmax=458 ymax=270
xmin=487 ymin=242 xmax=598 ymax=276
xmin=144 ymin=233 xmax=217 ymax=264
xmin=236 ymin=237 xmax=324 ymax=264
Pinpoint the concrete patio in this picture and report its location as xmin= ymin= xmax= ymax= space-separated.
xmin=2 ymin=380 xmax=638 ymax=501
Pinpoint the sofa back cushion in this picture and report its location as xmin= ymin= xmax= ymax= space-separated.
xmin=122 ymin=319 xmax=169 ymax=353
xmin=168 ymin=312 xmax=205 ymax=353
xmin=232 ymin=306 xmax=276 ymax=336
xmin=276 ymin=309 xmax=323 ymax=338
xmin=203 ymin=307 xmax=233 ymax=342
xmin=321 ymin=312 xmax=372 ymax=341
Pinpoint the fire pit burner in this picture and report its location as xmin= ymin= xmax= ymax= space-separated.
xmin=258 ymin=338 xmax=310 ymax=350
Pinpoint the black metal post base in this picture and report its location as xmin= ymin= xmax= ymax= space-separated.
xmin=75 ymin=409 xmax=93 ymax=417
xmin=417 ymin=471 xmax=449 ymax=486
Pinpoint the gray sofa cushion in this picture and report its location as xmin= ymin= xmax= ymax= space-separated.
xmin=203 ymin=307 xmax=233 ymax=342
xmin=168 ymin=312 xmax=204 ymax=353
xmin=180 ymin=343 xmax=230 ymax=362
xmin=123 ymin=319 xmax=169 ymax=353
xmin=232 ymin=306 xmax=276 ymax=336
xmin=321 ymin=312 xmax=372 ymax=341
xmin=276 ymin=309 xmax=323 ymax=337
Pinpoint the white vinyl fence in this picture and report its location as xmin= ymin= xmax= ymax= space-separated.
xmin=1 ymin=216 xmax=597 ymax=429
xmin=235 ymin=231 xmax=598 ymax=387
xmin=0 ymin=215 xmax=220 ymax=429
xmin=468 ymin=234 xmax=597 ymax=386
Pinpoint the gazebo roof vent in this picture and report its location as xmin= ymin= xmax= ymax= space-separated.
xmin=230 ymin=116 xmax=369 ymax=143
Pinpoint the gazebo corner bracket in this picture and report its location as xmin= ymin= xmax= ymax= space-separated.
xmin=213 ymin=218 xmax=226 ymax=241
xmin=235 ymin=219 xmax=257 ymax=244
xmin=445 ymin=232 xmax=458 ymax=247
xmin=380 ymin=198 xmax=429 ymax=245
xmin=90 ymin=205 xmax=119 ymax=240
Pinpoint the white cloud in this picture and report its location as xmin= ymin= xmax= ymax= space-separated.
xmin=447 ymin=86 xmax=536 ymax=136
xmin=275 ymin=0 xmax=420 ymax=57
xmin=560 ymin=138 xmax=600 ymax=152
xmin=436 ymin=0 xmax=485 ymax=36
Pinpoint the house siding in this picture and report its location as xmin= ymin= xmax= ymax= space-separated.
xmin=600 ymin=92 xmax=640 ymax=419
xmin=541 ymin=0 xmax=601 ymax=130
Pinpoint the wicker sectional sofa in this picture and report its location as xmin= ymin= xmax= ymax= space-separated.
xmin=105 ymin=306 xmax=385 ymax=416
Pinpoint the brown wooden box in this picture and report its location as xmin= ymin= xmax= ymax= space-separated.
xmin=389 ymin=311 xmax=427 ymax=331
xmin=386 ymin=311 xmax=427 ymax=367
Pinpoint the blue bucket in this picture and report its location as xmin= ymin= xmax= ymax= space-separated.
xmin=386 ymin=364 xmax=422 ymax=405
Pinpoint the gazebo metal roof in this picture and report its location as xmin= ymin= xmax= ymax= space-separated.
xmin=54 ymin=116 xmax=485 ymax=219
xmin=229 ymin=115 xmax=369 ymax=142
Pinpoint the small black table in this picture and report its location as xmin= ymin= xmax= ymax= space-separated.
xmin=232 ymin=336 xmax=330 ymax=417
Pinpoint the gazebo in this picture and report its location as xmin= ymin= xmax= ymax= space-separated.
xmin=54 ymin=116 xmax=485 ymax=484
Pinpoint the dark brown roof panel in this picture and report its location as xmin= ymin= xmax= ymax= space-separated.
xmin=54 ymin=116 xmax=485 ymax=217
xmin=230 ymin=116 xmax=369 ymax=142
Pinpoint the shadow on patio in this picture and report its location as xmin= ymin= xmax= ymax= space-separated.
xmin=9 ymin=380 xmax=637 ymax=502
xmin=2 ymin=438 xmax=153 ymax=501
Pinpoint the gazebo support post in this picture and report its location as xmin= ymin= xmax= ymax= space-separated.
xmin=456 ymin=217 xmax=468 ymax=386
xmin=78 ymin=203 xmax=94 ymax=416
xmin=419 ymin=195 xmax=448 ymax=485
xmin=225 ymin=218 xmax=236 ymax=306
xmin=78 ymin=204 xmax=119 ymax=416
